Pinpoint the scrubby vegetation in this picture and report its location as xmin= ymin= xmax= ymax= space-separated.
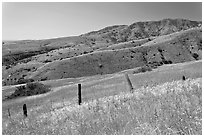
xmin=2 ymin=46 xmax=57 ymax=66
xmin=5 ymin=82 xmax=51 ymax=100
xmin=16 ymin=78 xmax=35 ymax=84
xmin=133 ymin=66 xmax=153 ymax=74
xmin=2 ymin=78 xmax=201 ymax=135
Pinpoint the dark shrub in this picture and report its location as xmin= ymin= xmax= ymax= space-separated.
xmin=168 ymin=60 xmax=172 ymax=64
xmin=83 ymin=51 xmax=88 ymax=54
xmin=40 ymin=77 xmax=47 ymax=81
xmin=99 ymin=64 xmax=103 ymax=68
xmin=16 ymin=78 xmax=34 ymax=84
xmin=163 ymin=60 xmax=169 ymax=64
xmin=158 ymin=62 xmax=163 ymax=66
xmin=5 ymin=65 xmax=10 ymax=69
xmin=163 ymin=60 xmax=173 ymax=64
xmin=192 ymin=53 xmax=199 ymax=60
xmin=43 ymin=59 xmax=52 ymax=63
xmin=5 ymin=82 xmax=51 ymax=100
xmin=158 ymin=48 xmax=163 ymax=53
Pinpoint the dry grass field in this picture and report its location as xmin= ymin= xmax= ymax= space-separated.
xmin=2 ymin=60 xmax=202 ymax=134
xmin=2 ymin=77 xmax=202 ymax=135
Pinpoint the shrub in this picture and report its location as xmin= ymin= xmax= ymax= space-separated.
xmin=16 ymin=78 xmax=34 ymax=84
xmin=5 ymin=82 xmax=51 ymax=100
xmin=5 ymin=65 xmax=10 ymax=69
xmin=158 ymin=47 xmax=163 ymax=53
xmin=163 ymin=60 xmax=169 ymax=64
xmin=163 ymin=60 xmax=173 ymax=64
xmin=168 ymin=60 xmax=172 ymax=64
xmin=83 ymin=51 xmax=88 ymax=54
xmin=40 ymin=77 xmax=47 ymax=81
xmin=133 ymin=66 xmax=152 ymax=74
xmin=43 ymin=59 xmax=52 ymax=63
xmin=192 ymin=53 xmax=199 ymax=60
xmin=148 ymin=61 xmax=161 ymax=67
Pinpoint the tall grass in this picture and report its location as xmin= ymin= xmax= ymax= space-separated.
xmin=2 ymin=78 xmax=202 ymax=135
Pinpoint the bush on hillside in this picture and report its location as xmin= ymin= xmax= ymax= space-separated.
xmin=43 ymin=59 xmax=52 ymax=63
xmin=133 ymin=66 xmax=152 ymax=74
xmin=16 ymin=78 xmax=34 ymax=84
xmin=192 ymin=53 xmax=199 ymax=60
xmin=5 ymin=82 xmax=51 ymax=100
xmin=163 ymin=60 xmax=173 ymax=64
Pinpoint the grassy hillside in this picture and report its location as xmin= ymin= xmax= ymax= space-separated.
xmin=97 ymin=37 xmax=154 ymax=51
xmin=30 ymin=28 xmax=201 ymax=81
xmin=2 ymin=60 xmax=201 ymax=112
xmin=2 ymin=77 xmax=202 ymax=135
xmin=2 ymin=19 xmax=201 ymax=86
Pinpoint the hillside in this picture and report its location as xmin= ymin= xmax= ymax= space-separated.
xmin=2 ymin=18 xmax=202 ymax=85
xmin=30 ymin=27 xmax=202 ymax=81
xmin=83 ymin=18 xmax=201 ymax=41
xmin=2 ymin=60 xmax=202 ymax=104
xmin=2 ymin=59 xmax=202 ymax=135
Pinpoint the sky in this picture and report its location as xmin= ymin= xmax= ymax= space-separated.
xmin=2 ymin=2 xmax=202 ymax=40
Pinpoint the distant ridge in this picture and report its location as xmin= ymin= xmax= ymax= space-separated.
xmin=83 ymin=18 xmax=201 ymax=43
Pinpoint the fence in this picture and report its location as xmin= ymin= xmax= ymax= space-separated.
xmin=4 ymin=74 xmax=136 ymax=120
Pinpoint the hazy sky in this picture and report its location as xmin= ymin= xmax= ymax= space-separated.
xmin=2 ymin=2 xmax=202 ymax=40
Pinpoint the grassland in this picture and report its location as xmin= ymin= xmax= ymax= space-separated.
xmin=2 ymin=77 xmax=202 ymax=135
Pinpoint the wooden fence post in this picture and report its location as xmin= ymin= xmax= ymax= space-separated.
xmin=125 ymin=74 xmax=134 ymax=93
xmin=78 ymin=84 xmax=82 ymax=105
xmin=8 ymin=108 xmax=11 ymax=118
xmin=23 ymin=104 xmax=27 ymax=117
xmin=182 ymin=75 xmax=186 ymax=81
